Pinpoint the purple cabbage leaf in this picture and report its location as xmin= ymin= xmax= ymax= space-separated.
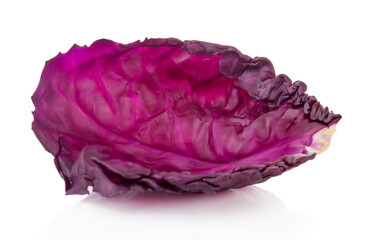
xmin=31 ymin=38 xmax=341 ymax=197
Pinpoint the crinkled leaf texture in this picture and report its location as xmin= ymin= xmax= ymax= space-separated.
xmin=32 ymin=38 xmax=341 ymax=197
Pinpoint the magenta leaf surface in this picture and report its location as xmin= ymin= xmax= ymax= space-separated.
xmin=32 ymin=38 xmax=341 ymax=197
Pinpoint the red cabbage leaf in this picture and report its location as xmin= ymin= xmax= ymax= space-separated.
xmin=31 ymin=38 xmax=341 ymax=197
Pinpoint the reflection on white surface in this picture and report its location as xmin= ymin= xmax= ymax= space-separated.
xmin=39 ymin=187 xmax=314 ymax=240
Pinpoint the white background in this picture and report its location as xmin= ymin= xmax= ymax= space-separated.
xmin=0 ymin=0 xmax=364 ymax=239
